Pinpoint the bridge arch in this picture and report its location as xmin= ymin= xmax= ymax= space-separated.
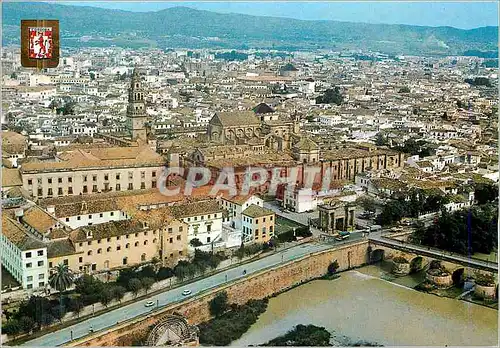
xmin=410 ymin=256 xmax=424 ymax=273
xmin=452 ymin=268 xmax=465 ymax=286
xmin=371 ymin=249 xmax=385 ymax=263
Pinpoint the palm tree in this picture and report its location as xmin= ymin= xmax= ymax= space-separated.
xmin=49 ymin=263 xmax=74 ymax=320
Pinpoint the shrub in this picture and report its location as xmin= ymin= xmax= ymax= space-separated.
xmin=156 ymin=267 xmax=174 ymax=280
xmin=393 ymin=256 xmax=409 ymax=264
xmin=327 ymin=260 xmax=339 ymax=275
xmin=475 ymin=273 xmax=495 ymax=286
xmin=209 ymin=291 xmax=229 ymax=317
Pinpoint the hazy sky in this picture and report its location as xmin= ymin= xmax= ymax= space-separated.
xmin=58 ymin=1 xmax=498 ymax=29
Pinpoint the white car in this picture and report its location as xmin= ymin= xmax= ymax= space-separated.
xmin=182 ymin=289 xmax=192 ymax=296
xmin=144 ymin=300 xmax=155 ymax=307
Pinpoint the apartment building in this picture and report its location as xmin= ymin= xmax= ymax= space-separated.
xmin=1 ymin=214 xmax=48 ymax=290
xmin=241 ymin=204 xmax=275 ymax=244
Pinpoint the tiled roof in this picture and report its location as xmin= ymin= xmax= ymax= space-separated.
xmin=293 ymin=138 xmax=319 ymax=151
xmin=47 ymin=239 xmax=76 ymax=259
xmin=2 ymin=168 xmax=22 ymax=187
xmin=22 ymin=206 xmax=59 ymax=233
xmin=2 ymin=215 xmax=46 ymax=251
xmin=167 ymin=200 xmax=223 ymax=218
xmin=242 ymin=204 xmax=274 ymax=218
xmin=70 ymin=220 xmax=146 ymax=242
xmin=210 ymin=111 xmax=261 ymax=127
xmin=21 ymin=146 xmax=164 ymax=173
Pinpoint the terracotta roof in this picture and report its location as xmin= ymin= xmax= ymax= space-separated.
xmin=45 ymin=199 xmax=120 ymax=218
xmin=210 ymin=111 xmax=261 ymax=127
xmin=167 ymin=200 xmax=223 ymax=218
xmin=22 ymin=206 xmax=59 ymax=233
xmin=293 ymin=138 xmax=319 ymax=151
xmin=2 ymin=131 xmax=26 ymax=155
xmin=2 ymin=168 xmax=22 ymax=187
xmin=47 ymin=239 xmax=76 ymax=259
xmin=70 ymin=220 xmax=146 ymax=242
xmin=222 ymin=194 xmax=256 ymax=205
xmin=242 ymin=204 xmax=274 ymax=218
xmin=21 ymin=146 xmax=165 ymax=173
xmin=2 ymin=215 xmax=46 ymax=251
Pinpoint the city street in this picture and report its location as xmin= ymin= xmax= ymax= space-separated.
xmin=22 ymin=239 xmax=360 ymax=347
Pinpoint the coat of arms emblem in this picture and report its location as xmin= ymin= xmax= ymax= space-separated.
xmin=21 ymin=20 xmax=60 ymax=68
xmin=28 ymin=27 xmax=53 ymax=59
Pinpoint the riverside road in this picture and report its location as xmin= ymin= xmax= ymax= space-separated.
xmin=22 ymin=234 xmax=366 ymax=347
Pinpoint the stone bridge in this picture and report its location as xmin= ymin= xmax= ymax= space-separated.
xmin=368 ymin=236 xmax=498 ymax=285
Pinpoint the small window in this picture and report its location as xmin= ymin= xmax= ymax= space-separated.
xmin=26 ymin=262 xmax=32 ymax=268
xmin=39 ymin=273 xmax=45 ymax=280
xmin=48 ymin=178 xmax=52 ymax=184
xmin=97 ymin=248 xmax=102 ymax=254
xmin=68 ymin=187 xmax=73 ymax=194
xmin=179 ymin=226 xmax=183 ymax=232
xmin=116 ymin=174 xmax=120 ymax=180
xmin=126 ymin=243 xmax=130 ymax=249
xmin=27 ymin=284 xmax=33 ymax=289
xmin=28 ymin=179 xmax=33 ymax=185
xmin=153 ymin=238 xmax=157 ymax=243
xmin=58 ymin=178 xmax=62 ymax=183
xmin=107 ymin=237 xmax=111 ymax=242
xmin=93 ymin=175 xmax=97 ymax=182
xmin=26 ymin=252 xmax=32 ymax=258
xmin=87 ymin=250 xmax=92 ymax=256
xmin=77 ymin=216 xmax=81 ymax=221
xmin=68 ymin=177 xmax=72 ymax=183
xmin=117 ymin=245 xmax=121 ymax=251
xmin=110 ymin=212 xmax=114 ymax=216
xmin=100 ymin=213 xmax=103 ymax=218
xmin=88 ymin=241 xmax=92 ymax=246
xmin=65 ymin=217 xmax=70 ymax=222
xmin=177 ymin=235 xmax=181 ymax=241
xmin=27 ymin=276 xmax=33 ymax=281
xmin=135 ymin=241 xmax=139 ymax=247
xmin=107 ymin=246 xmax=112 ymax=252
xmin=144 ymin=240 xmax=148 ymax=245
xmin=79 ymin=257 xmax=83 ymax=263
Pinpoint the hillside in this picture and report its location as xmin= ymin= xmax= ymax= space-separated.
xmin=2 ymin=2 xmax=498 ymax=55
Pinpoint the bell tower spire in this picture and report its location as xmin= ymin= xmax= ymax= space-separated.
xmin=127 ymin=67 xmax=147 ymax=142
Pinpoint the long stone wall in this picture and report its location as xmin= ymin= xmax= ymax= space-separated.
xmin=66 ymin=241 xmax=370 ymax=347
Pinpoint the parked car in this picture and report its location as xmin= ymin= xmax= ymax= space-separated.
xmin=144 ymin=300 xmax=155 ymax=307
xmin=182 ymin=289 xmax=192 ymax=296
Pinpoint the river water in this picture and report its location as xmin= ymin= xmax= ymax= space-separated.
xmin=232 ymin=265 xmax=498 ymax=346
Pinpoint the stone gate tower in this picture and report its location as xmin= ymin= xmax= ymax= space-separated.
xmin=127 ymin=68 xmax=147 ymax=142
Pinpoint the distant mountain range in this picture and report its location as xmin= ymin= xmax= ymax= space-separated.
xmin=2 ymin=2 xmax=498 ymax=56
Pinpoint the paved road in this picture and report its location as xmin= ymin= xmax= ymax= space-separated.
xmin=369 ymin=234 xmax=498 ymax=272
xmin=263 ymin=201 xmax=318 ymax=226
xmin=23 ymin=238 xmax=365 ymax=347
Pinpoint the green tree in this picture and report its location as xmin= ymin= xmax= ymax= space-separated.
xmin=316 ymin=86 xmax=343 ymax=105
xmin=375 ymin=132 xmax=389 ymax=146
xmin=10 ymin=72 xmax=17 ymax=79
xmin=141 ymin=277 xmax=155 ymax=294
xmin=356 ymin=196 xmax=377 ymax=213
xmin=327 ymin=260 xmax=340 ymax=275
xmin=70 ymin=297 xmax=84 ymax=318
xmin=19 ymin=316 xmax=35 ymax=333
xmin=100 ymin=288 xmax=113 ymax=308
xmin=128 ymin=278 xmax=143 ymax=298
xmin=209 ymin=291 xmax=229 ymax=317
xmin=49 ymin=263 xmax=74 ymax=320
xmin=474 ymin=182 xmax=498 ymax=204
xmin=190 ymin=238 xmax=203 ymax=247
xmin=2 ymin=319 xmax=22 ymax=338
xmin=156 ymin=267 xmax=174 ymax=280
xmin=111 ymin=286 xmax=126 ymax=303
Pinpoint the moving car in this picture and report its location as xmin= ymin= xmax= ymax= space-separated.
xmin=144 ymin=300 xmax=155 ymax=307
xmin=182 ymin=289 xmax=192 ymax=296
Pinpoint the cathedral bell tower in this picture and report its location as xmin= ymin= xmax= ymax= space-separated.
xmin=127 ymin=68 xmax=147 ymax=142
